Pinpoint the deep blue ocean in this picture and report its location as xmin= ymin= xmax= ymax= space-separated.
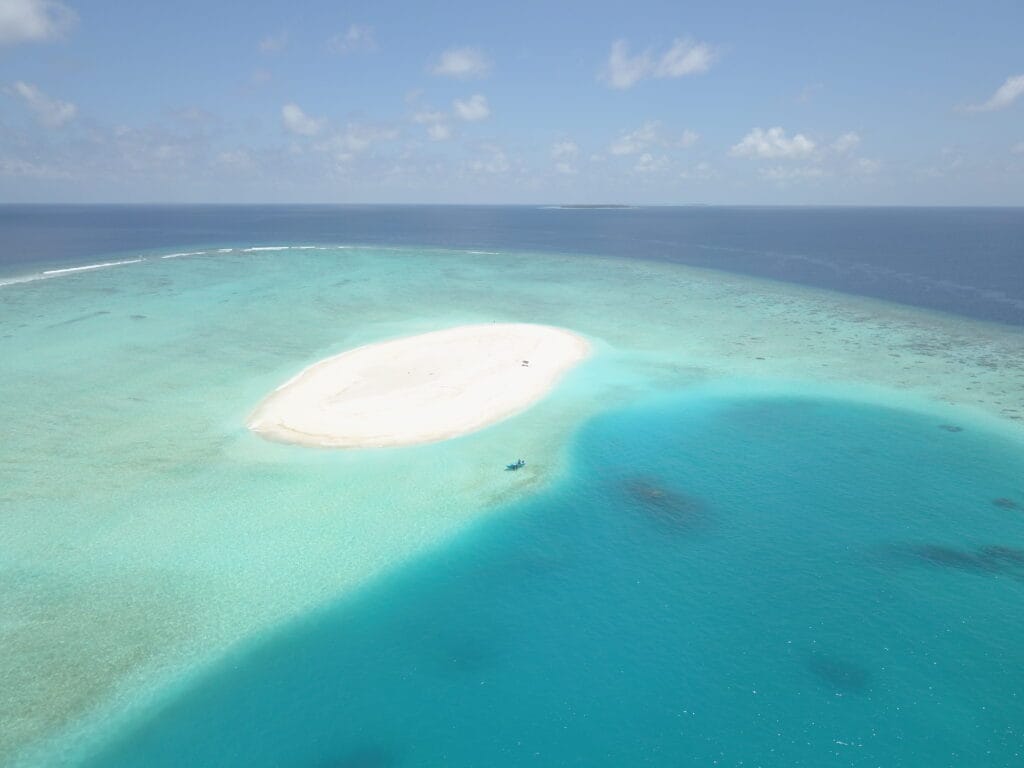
xmin=2 ymin=205 xmax=1023 ymax=325
xmin=2 ymin=206 xmax=1023 ymax=767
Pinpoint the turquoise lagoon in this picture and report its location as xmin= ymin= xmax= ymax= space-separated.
xmin=2 ymin=244 xmax=1024 ymax=766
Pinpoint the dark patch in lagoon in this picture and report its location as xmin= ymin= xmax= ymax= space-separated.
xmin=992 ymin=497 xmax=1019 ymax=510
xmin=805 ymin=652 xmax=871 ymax=694
xmin=433 ymin=633 xmax=501 ymax=679
xmin=906 ymin=544 xmax=1024 ymax=577
xmin=911 ymin=544 xmax=994 ymax=573
xmin=978 ymin=545 xmax=1024 ymax=568
xmin=419 ymin=613 xmax=511 ymax=682
xmin=622 ymin=475 xmax=711 ymax=533
xmin=938 ymin=424 xmax=964 ymax=433
xmin=130 ymin=314 xmax=147 ymax=320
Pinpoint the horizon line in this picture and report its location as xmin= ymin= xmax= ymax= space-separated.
xmin=2 ymin=202 xmax=1023 ymax=210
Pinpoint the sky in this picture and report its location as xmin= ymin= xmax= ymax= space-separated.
xmin=0 ymin=0 xmax=1022 ymax=205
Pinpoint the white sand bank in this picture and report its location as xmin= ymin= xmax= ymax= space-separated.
xmin=248 ymin=323 xmax=590 ymax=447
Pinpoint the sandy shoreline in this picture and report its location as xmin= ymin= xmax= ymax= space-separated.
xmin=248 ymin=323 xmax=591 ymax=447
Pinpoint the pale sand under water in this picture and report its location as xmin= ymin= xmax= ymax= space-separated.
xmin=248 ymin=323 xmax=590 ymax=448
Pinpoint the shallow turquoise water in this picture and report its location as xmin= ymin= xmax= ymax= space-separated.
xmin=79 ymin=394 xmax=1024 ymax=767
xmin=3 ymin=243 xmax=1024 ymax=766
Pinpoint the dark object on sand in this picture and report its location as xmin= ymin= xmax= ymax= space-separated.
xmin=938 ymin=424 xmax=964 ymax=432
xmin=505 ymin=459 xmax=526 ymax=471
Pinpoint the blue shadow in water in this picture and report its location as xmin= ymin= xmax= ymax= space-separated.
xmin=81 ymin=395 xmax=1024 ymax=767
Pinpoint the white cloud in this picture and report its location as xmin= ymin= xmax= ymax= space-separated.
xmin=654 ymin=38 xmax=716 ymax=78
xmin=412 ymin=109 xmax=445 ymax=124
xmin=940 ymin=146 xmax=964 ymax=169
xmin=634 ymin=152 xmax=668 ymax=174
xmin=216 ymin=150 xmax=254 ymax=171
xmin=411 ymin=108 xmax=451 ymax=140
xmin=679 ymin=161 xmax=716 ymax=180
xmin=760 ymin=165 xmax=826 ymax=182
xmin=453 ymin=94 xmax=490 ymax=121
xmin=469 ymin=144 xmax=510 ymax=174
xmin=670 ymin=129 xmax=700 ymax=148
xmin=963 ymin=74 xmax=1024 ymax=112
xmin=852 ymin=157 xmax=881 ymax=175
xmin=7 ymin=81 xmax=76 ymax=127
xmin=551 ymin=141 xmax=579 ymax=159
xmin=259 ymin=31 xmax=288 ymax=54
xmin=609 ymin=122 xmax=697 ymax=155
xmin=609 ymin=121 xmax=659 ymax=155
xmin=427 ymin=123 xmax=451 ymax=141
xmin=551 ymin=141 xmax=579 ymax=174
xmin=604 ymin=41 xmax=652 ymax=89
xmin=433 ymin=47 xmax=490 ymax=79
xmin=731 ymin=127 xmax=816 ymax=159
xmin=315 ymin=123 xmax=399 ymax=161
xmin=603 ymin=37 xmax=716 ymax=89
xmin=0 ymin=0 xmax=75 ymax=45
xmin=329 ymin=24 xmax=376 ymax=54
xmin=831 ymin=132 xmax=860 ymax=154
xmin=281 ymin=103 xmax=325 ymax=136
xmin=342 ymin=124 xmax=397 ymax=152
xmin=0 ymin=155 xmax=71 ymax=179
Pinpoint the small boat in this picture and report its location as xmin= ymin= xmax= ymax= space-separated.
xmin=505 ymin=459 xmax=526 ymax=471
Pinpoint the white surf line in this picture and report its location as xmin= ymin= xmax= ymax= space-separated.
xmin=239 ymin=244 xmax=348 ymax=252
xmin=42 ymin=259 xmax=145 ymax=275
xmin=0 ymin=273 xmax=47 ymax=287
xmin=1 ymin=257 xmax=146 ymax=288
xmin=160 ymin=250 xmax=209 ymax=260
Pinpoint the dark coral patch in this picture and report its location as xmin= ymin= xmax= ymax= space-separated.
xmin=978 ymin=545 xmax=1024 ymax=569
xmin=992 ymin=497 xmax=1019 ymax=510
xmin=622 ymin=475 xmax=710 ymax=533
xmin=938 ymin=424 xmax=964 ymax=432
xmin=908 ymin=544 xmax=1024 ymax=576
xmin=911 ymin=544 xmax=994 ymax=572
xmin=805 ymin=652 xmax=871 ymax=694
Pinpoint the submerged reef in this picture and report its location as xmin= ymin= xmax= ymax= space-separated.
xmin=805 ymin=652 xmax=871 ymax=694
xmin=905 ymin=544 xmax=1024 ymax=577
xmin=621 ymin=475 xmax=711 ymax=534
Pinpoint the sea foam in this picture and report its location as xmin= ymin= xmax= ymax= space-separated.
xmin=43 ymin=259 xmax=144 ymax=275
xmin=1 ymin=258 xmax=145 ymax=288
xmin=160 ymin=251 xmax=208 ymax=260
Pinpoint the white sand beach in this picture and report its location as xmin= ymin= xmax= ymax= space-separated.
xmin=248 ymin=323 xmax=591 ymax=447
